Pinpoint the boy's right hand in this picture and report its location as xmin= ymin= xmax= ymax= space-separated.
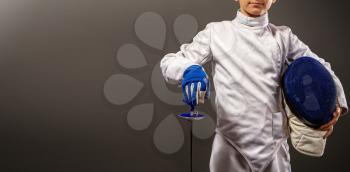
xmin=319 ymin=103 xmax=343 ymax=139
xmin=181 ymin=65 xmax=210 ymax=110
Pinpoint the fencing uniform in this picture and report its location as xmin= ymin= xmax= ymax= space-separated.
xmin=160 ymin=10 xmax=348 ymax=172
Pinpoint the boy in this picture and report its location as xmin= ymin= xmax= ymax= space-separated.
xmin=160 ymin=0 xmax=348 ymax=171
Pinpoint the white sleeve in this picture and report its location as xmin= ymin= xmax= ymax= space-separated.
xmin=160 ymin=23 xmax=213 ymax=85
xmin=285 ymin=27 xmax=348 ymax=115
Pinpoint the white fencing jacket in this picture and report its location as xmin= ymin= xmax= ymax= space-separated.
xmin=160 ymin=10 xmax=348 ymax=172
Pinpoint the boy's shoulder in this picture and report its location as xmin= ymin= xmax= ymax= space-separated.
xmin=268 ymin=23 xmax=293 ymax=33
xmin=204 ymin=20 xmax=235 ymax=32
xmin=268 ymin=23 xmax=300 ymax=40
xmin=204 ymin=21 xmax=231 ymax=29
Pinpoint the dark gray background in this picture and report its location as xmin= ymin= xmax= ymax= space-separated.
xmin=1 ymin=0 xmax=349 ymax=171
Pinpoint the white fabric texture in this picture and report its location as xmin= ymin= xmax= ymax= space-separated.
xmin=160 ymin=10 xmax=348 ymax=172
xmin=283 ymin=97 xmax=327 ymax=157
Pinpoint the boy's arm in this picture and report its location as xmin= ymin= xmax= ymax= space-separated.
xmin=285 ymin=27 xmax=348 ymax=115
xmin=160 ymin=23 xmax=213 ymax=85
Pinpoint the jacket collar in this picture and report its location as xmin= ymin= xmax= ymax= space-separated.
xmin=233 ymin=10 xmax=269 ymax=27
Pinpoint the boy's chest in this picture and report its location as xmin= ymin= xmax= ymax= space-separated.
xmin=210 ymin=26 xmax=283 ymax=75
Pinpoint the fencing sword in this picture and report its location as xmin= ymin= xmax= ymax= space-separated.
xmin=178 ymin=107 xmax=206 ymax=172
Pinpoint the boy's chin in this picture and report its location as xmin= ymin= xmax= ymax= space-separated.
xmin=247 ymin=9 xmax=266 ymax=17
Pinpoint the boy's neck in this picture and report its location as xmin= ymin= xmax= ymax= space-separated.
xmin=239 ymin=9 xmax=266 ymax=18
xmin=234 ymin=10 xmax=269 ymax=27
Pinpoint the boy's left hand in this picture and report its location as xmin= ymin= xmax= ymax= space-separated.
xmin=319 ymin=104 xmax=343 ymax=139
